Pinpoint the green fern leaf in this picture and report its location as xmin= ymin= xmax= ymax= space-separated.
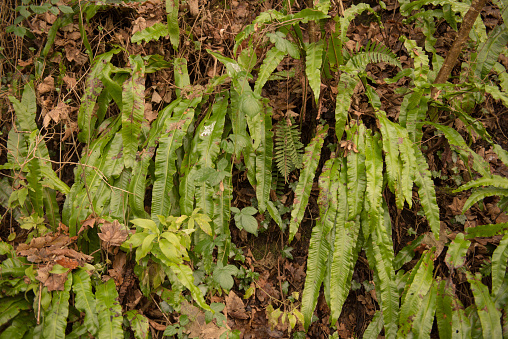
xmin=335 ymin=73 xmax=357 ymax=141
xmin=77 ymin=50 xmax=119 ymax=143
xmin=346 ymin=41 xmax=401 ymax=71
xmin=455 ymin=175 xmax=508 ymax=192
xmin=451 ymin=291 xmax=471 ymax=338
xmin=363 ymin=311 xmax=384 ymax=339
xmin=436 ymin=279 xmax=453 ymax=338
xmin=214 ymin=156 xmax=233 ymax=265
xmin=305 ymin=40 xmax=324 ymax=104
xmin=131 ymin=22 xmax=169 ymax=44
xmin=96 ymin=279 xmax=123 ymax=339
xmin=122 ymin=55 xmax=146 ymax=169
xmin=274 ymin=119 xmax=303 ymax=182
xmin=398 ymin=249 xmax=435 ymax=337
xmin=474 ymin=23 xmax=508 ymax=80
xmin=43 ymin=274 xmax=72 ymax=339
xmin=465 ymin=222 xmax=508 ymax=239
xmin=468 ymin=272 xmax=503 ymax=338
xmin=108 ymin=168 xmax=131 ymax=222
xmin=462 ymin=187 xmax=508 ymax=213
xmin=364 ymin=131 xmax=383 ymax=230
xmin=339 ymin=4 xmax=377 ymax=43
xmin=494 ymin=144 xmax=508 ymax=167
xmin=125 ymin=310 xmax=149 ymax=339
xmin=492 ymin=234 xmax=508 ymax=295
xmin=26 ymin=158 xmax=43 ymax=216
xmin=378 ymin=114 xmax=403 ymax=206
xmin=445 ymin=233 xmax=469 ymax=270
xmin=256 ymin=104 xmax=273 ymax=213
xmin=151 ymin=102 xmax=195 ymax=223
xmin=73 ymin=269 xmax=99 ymax=335
xmin=330 ymin=218 xmax=360 ymax=325
xmin=301 ymin=158 xmax=339 ymax=329
xmin=414 ymin=147 xmax=441 ymax=239
xmin=346 ymin=124 xmax=366 ymax=220
xmin=128 ymin=148 xmax=153 ymax=219
xmin=9 ymin=82 xmax=36 ymax=132
xmin=396 ymin=125 xmax=417 ymax=208
xmin=254 ymin=47 xmax=287 ymax=96
xmin=166 ymin=0 xmax=179 ymax=50
xmin=412 ymin=282 xmax=438 ymax=338
xmin=289 ymin=125 xmax=328 ymax=243
xmin=364 ymin=203 xmax=399 ymax=338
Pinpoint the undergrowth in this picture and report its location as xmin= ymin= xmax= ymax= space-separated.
xmin=2 ymin=0 xmax=508 ymax=338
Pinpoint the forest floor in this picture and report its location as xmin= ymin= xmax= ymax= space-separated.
xmin=2 ymin=0 xmax=508 ymax=338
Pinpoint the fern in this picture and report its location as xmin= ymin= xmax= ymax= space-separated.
xmin=345 ymin=41 xmax=402 ymax=71
xmin=274 ymin=118 xmax=304 ymax=183
xmin=131 ymin=22 xmax=169 ymax=44
xmin=289 ymin=125 xmax=328 ymax=243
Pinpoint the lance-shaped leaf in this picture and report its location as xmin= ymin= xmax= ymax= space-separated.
xmin=335 ymin=73 xmax=357 ymax=141
xmin=364 ymin=131 xmax=383 ymax=233
xmin=125 ymin=310 xmax=149 ymax=339
xmin=43 ymin=274 xmax=72 ymax=339
xmin=398 ymin=249 xmax=435 ymax=337
xmin=378 ymin=114 xmax=403 ymax=206
xmin=170 ymin=263 xmax=212 ymax=312
xmin=395 ymin=125 xmax=416 ymax=207
xmin=445 ymin=233 xmax=470 ymax=271
xmin=492 ymin=234 xmax=508 ymax=295
xmin=363 ymin=311 xmax=384 ymax=339
xmin=214 ymin=156 xmax=233 ymax=265
xmin=289 ymin=125 xmax=328 ymax=243
xmin=255 ymin=103 xmax=273 ymax=213
xmin=77 ymin=50 xmax=118 ymax=143
xmin=254 ymin=46 xmax=286 ymax=95
xmin=305 ymin=40 xmax=324 ymax=104
xmin=0 ymin=296 xmax=30 ymax=328
xmin=151 ymin=102 xmax=195 ymax=223
xmin=128 ymin=147 xmax=154 ymax=219
xmin=131 ymin=22 xmax=169 ymax=44
xmin=365 ymin=204 xmax=398 ymax=338
xmin=166 ymin=0 xmax=179 ymax=50
xmin=412 ymin=282 xmax=438 ymax=338
xmin=451 ymin=294 xmax=471 ymax=339
xmin=96 ymin=279 xmax=123 ymax=339
xmin=414 ymin=146 xmax=440 ymax=239
xmin=330 ymin=217 xmax=360 ymax=325
xmin=436 ymin=279 xmax=453 ymax=339
xmin=301 ymin=158 xmax=338 ymax=330
xmin=122 ymin=55 xmax=145 ymax=169
xmin=73 ymin=269 xmax=99 ymax=335
xmin=9 ymin=82 xmax=37 ymax=132
xmin=468 ymin=272 xmax=502 ymax=338
xmin=346 ymin=124 xmax=366 ymax=220
xmin=461 ymin=187 xmax=508 ymax=213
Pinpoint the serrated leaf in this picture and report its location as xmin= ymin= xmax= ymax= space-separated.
xmin=346 ymin=124 xmax=366 ymax=220
xmin=72 ymin=269 xmax=99 ymax=335
xmin=468 ymin=272 xmax=502 ymax=338
xmin=255 ymin=103 xmax=273 ymax=213
xmin=414 ymin=147 xmax=440 ymax=239
xmin=254 ymin=47 xmax=287 ymax=96
xmin=454 ymin=175 xmax=508 ymax=192
xmin=43 ymin=274 xmax=72 ymax=339
xmin=125 ymin=310 xmax=149 ymax=339
xmin=96 ymin=279 xmax=123 ymax=339
xmin=445 ymin=233 xmax=469 ymax=270
xmin=166 ymin=0 xmax=179 ymax=50
xmin=492 ymin=234 xmax=508 ymax=295
xmin=363 ymin=311 xmax=384 ymax=339
xmin=122 ymin=55 xmax=145 ymax=169
xmin=305 ymin=40 xmax=324 ymax=104
xmin=462 ymin=187 xmax=508 ymax=213
xmin=131 ymin=22 xmax=169 ymax=44
xmin=436 ymin=280 xmax=453 ymax=339
xmin=289 ymin=125 xmax=328 ymax=243
xmin=412 ymin=282 xmax=437 ymax=338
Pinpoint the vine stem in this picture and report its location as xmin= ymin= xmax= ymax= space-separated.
xmin=430 ymin=0 xmax=487 ymax=120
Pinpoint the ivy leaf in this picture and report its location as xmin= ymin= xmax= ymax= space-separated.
xmin=213 ymin=263 xmax=239 ymax=290
xmin=232 ymin=207 xmax=259 ymax=235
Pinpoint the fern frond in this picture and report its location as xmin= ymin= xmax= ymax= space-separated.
xmin=131 ymin=22 xmax=169 ymax=44
xmin=289 ymin=125 xmax=328 ymax=243
xmin=398 ymin=249 xmax=435 ymax=337
xmin=468 ymin=272 xmax=503 ymax=338
xmin=346 ymin=41 xmax=401 ymax=72
xmin=274 ymin=118 xmax=304 ymax=183
xmin=492 ymin=234 xmax=508 ymax=295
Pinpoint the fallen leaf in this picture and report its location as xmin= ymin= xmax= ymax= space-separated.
xmin=38 ymin=76 xmax=55 ymax=94
xmin=98 ymin=220 xmax=129 ymax=247
xmin=226 ymin=290 xmax=249 ymax=319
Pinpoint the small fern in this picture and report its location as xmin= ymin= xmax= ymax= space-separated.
xmin=345 ymin=41 xmax=402 ymax=71
xmin=274 ymin=118 xmax=304 ymax=183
